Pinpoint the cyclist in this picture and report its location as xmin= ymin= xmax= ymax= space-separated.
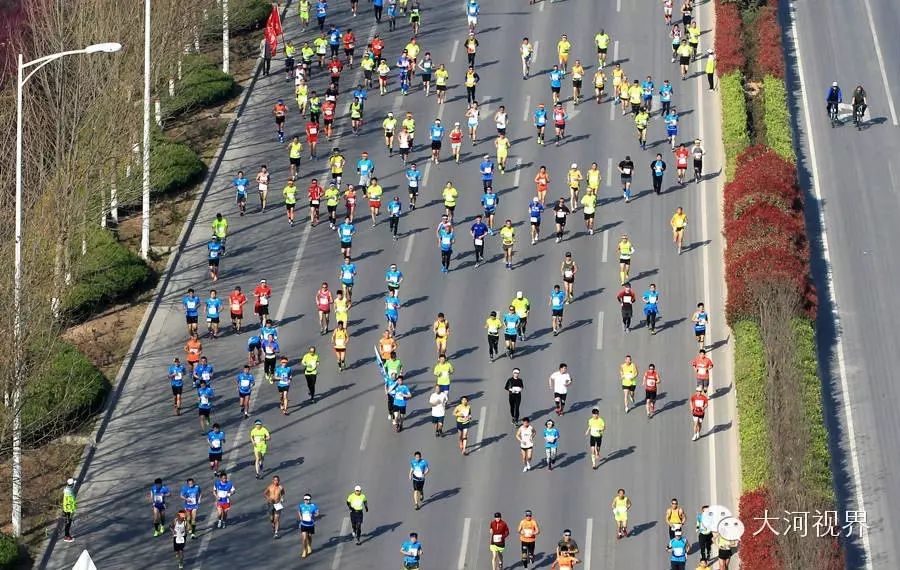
xmin=518 ymin=510 xmax=541 ymax=567
xmin=852 ymin=84 xmax=867 ymax=124
xmin=826 ymin=81 xmax=843 ymax=122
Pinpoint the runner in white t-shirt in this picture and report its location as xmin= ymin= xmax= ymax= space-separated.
xmin=428 ymin=385 xmax=449 ymax=437
xmin=549 ymin=363 xmax=573 ymax=415
xmin=516 ymin=417 xmax=536 ymax=472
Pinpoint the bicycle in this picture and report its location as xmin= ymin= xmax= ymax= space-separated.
xmin=853 ymin=104 xmax=866 ymax=131
xmin=827 ymin=102 xmax=839 ymax=127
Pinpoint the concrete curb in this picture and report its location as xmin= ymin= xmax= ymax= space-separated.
xmin=34 ymin=3 xmax=292 ymax=566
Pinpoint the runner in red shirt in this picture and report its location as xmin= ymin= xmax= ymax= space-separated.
xmin=308 ymin=178 xmax=324 ymax=226
xmin=322 ymin=100 xmax=337 ymax=140
xmin=690 ymin=387 xmax=709 ymax=441
xmin=674 ymin=143 xmax=690 ymax=185
xmin=328 ymin=56 xmax=344 ymax=89
xmin=315 ymin=282 xmax=334 ymax=335
xmin=690 ymin=349 xmax=714 ymax=394
xmin=489 ymin=512 xmax=511 ymax=570
xmin=305 ymin=120 xmax=320 ymax=159
xmin=449 ymin=122 xmax=464 ymax=163
xmin=642 ymin=363 xmax=661 ymax=418
xmin=253 ymin=280 xmax=273 ymax=324
xmin=342 ymin=30 xmax=356 ymax=66
xmin=553 ymin=103 xmax=567 ymax=145
xmin=371 ymin=35 xmax=385 ymax=60
xmin=228 ymin=286 xmax=247 ymax=333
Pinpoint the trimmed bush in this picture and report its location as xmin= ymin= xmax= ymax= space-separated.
xmin=755 ymin=4 xmax=785 ymax=79
xmin=725 ymin=202 xmax=806 ymax=260
xmin=162 ymin=56 xmax=237 ymax=118
xmin=725 ymin=245 xmax=809 ymax=323
xmin=724 ymin=146 xmax=801 ymax=219
xmin=720 ymin=71 xmax=751 ymax=180
xmin=229 ymin=0 xmax=271 ymax=33
xmin=762 ymin=75 xmax=795 ymax=162
xmin=150 ymin=137 xmax=207 ymax=196
xmin=723 ymin=176 xmax=795 ymax=220
xmin=64 ymin=228 xmax=155 ymax=319
xmin=793 ymin=318 xmax=834 ymax=500
xmin=0 ymin=532 xmax=21 ymax=568
xmin=733 ymin=320 xmax=771 ymax=491
xmin=714 ymin=0 xmax=746 ymax=75
xmin=738 ymin=489 xmax=783 ymax=569
xmin=20 ymin=340 xmax=111 ymax=446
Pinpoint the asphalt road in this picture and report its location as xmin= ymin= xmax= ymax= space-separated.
xmin=44 ymin=0 xmax=738 ymax=568
xmin=787 ymin=0 xmax=900 ymax=567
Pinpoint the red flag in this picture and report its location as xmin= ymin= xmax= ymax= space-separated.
xmin=265 ymin=4 xmax=282 ymax=55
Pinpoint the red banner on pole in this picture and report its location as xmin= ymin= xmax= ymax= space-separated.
xmin=264 ymin=4 xmax=282 ymax=55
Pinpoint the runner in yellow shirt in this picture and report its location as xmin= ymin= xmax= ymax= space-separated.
xmin=580 ymin=189 xmax=598 ymax=235
xmin=249 ymin=420 xmax=271 ymax=479
xmin=670 ymin=206 xmax=687 ymax=254
xmin=435 ymin=64 xmax=450 ymax=104
xmin=499 ymin=219 xmax=516 ymax=269
xmin=442 ymin=182 xmax=459 ymax=221
xmin=556 ymin=34 xmax=572 ymax=72
xmin=566 ymin=164 xmax=583 ymax=211
xmin=570 ymin=59 xmax=585 ymax=104
xmin=620 ymin=355 xmax=639 ymax=412
xmin=331 ymin=320 xmax=349 ymax=371
xmin=593 ymin=68 xmax=606 ymax=103
xmin=495 ymin=134 xmax=511 ymax=174
xmin=617 ymin=234 xmax=634 ymax=284
xmin=432 ymin=313 xmax=452 ymax=356
xmin=594 ymin=29 xmax=611 ymax=67
xmin=585 ymin=408 xmax=606 ymax=469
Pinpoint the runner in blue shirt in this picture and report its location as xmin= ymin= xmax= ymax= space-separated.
xmin=339 ymin=256 xmax=357 ymax=301
xmin=247 ymin=333 xmax=262 ymax=367
xmin=388 ymin=196 xmax=402 ymax=239
xmin=528 ymin=197 xmax=545 ymax=244
xmin=274 ymin=356 xmax=293 ymax=415
xmin=408 ymin=452 xmax=430 ymax=510
xmin=543 ymin=419 xmax=560 ymax=470
xmin=260 ymin=319 xmax=279 ymax=342
xmin=298 ymin=494 xmax=320 ymax=557
xmin=384 ymin=290 xmax=401 ymax=334
xmin=315 ymin=1 xmax=328 ymax=30
xmin=262 ymin=335 xmax=280 ymax=382
xmin=327 ymin=26 xmax=341 ymax=58
xmin=352 ymin=84 xmax=368 ymax=111
xmin=401 ymin=532 xmax=423 ymax=568
xmin=236 ymin=365 xmax=255 ymax=418
xmin=659 ymin=80 xmax=674 ymax=116
xmin=429 ymin=119 xmax=445 ymax=163
xmin=479 ymin=155 xmax=495 ymax=190
xmin=168 ymin=357 xmax=187 ymax=414
xmin=356 ymin=153 xmax=375 ymax=187
xmin=206 ymin=423 xmax=225 ymax=473
xmin=385 ymin=264 xmax=404 ymax=293
xmin=664 ymin=108 xmax=679 ymax=150
xmin=207 ymin=236 xmax=223 ymax=282
xmin=193 ymin=356 xmax=214 ymax=389
xmin=667 ymin=529 xmax=688 ymax=569
xmin=405 ymin=163 xmax=422 ymax=210
xmin=437 ymin=223 xmax=455 ymax=273
xmin=389 ymin=375 xmax=412 ymax=430
xmin=691 ymin=302 xmax=708 ymax=349
xmin=642 ymin=283 xmax=660 ymax=334
xmin=533 ymin=103 xmax=548 ymax=145
xmin=481 ymin=187 xmax=499 ymax=234
xmin=503 ymin=306 xmax=521 ymax=358
xmin=205 ymin=289 xmax=223 ymax=338
xmin=470 ymin=215 xmax=489 ymax=266
xmin=197 ymin=380 xmax=214 ymax=433
xmin=212 ymin=471 xmax=235 ymax=529
xmin=149 ymin=478 xmax=171 ymax=537
xmin=338 ymin=216 xmax=356 ymax=257
xmin=183 ymin=289 xmax=201 ymax=336
xmin=549 ymin=285 xmax=566 ymax=335
xmin=180 ymin=478 xmax=201 ymax=537
xmin=549 ymin=65 xmax=564 ymax=104
xmin=641 ymin=75 xmax=655 ymax=112
xmin=233 ymin=171 xmax=249 ymax=216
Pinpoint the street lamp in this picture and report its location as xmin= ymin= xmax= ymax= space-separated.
xmin=12 ymin=41 xmax=122 ymax=538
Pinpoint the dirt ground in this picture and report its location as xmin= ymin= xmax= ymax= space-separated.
xmin=0 ymin=30 xmax=263 ymax=567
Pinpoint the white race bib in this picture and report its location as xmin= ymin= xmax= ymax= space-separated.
xmin=474 ymin=238 xmax=484 ymax=246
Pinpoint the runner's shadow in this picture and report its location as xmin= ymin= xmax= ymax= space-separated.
xmin=654 ymin=316 xmax=686 ymax=333
xmin=402 ymin=295 xmax=429 ymax=308
xmin=556 ymin=451 xmax=586 ymax=469
xmin=710 ymin=384 xmax=731 ymax=399
xmin=705 ymin=420 xmax=732 ymax=437
xmin=513 ymin=342 xmax=552 ymax=357
xmin=400 ymin=324 xmax=431 ymax=338
xmin=629 ymin=520 xmax=658 ymax=537
xmin=474 ymin=432 xmax=507 ymax=452
xmin=448 ymin=345 xmax=479 ymax=359
xmin=359 ymin=521 xmax=403 ymax=544
xmin=656 ymin=396 xmax=688 ymax=415
xmin=274 ymin=456 xmax=306 ymax=470
xmin=424 ymin=487 xmax=461 ymax=507
xmin=682 ymin=239 xmax=711 ymax=252
xmin=354 ymin=248 xmax=384 ymax=261
xmin=517 ymin=254 xmax=544 ymax=268
xmin=569 ymin=398 xmax=601 ymax=414
xmin=351 ymin=324 xmax=379 ymax=337
xmin=600 ymin=444 xmax=636 ymax=465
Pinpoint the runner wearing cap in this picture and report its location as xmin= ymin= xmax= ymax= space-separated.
xmin=450 ymin=121 xmax=464 ymax=163
xmin=518 ymin=510 xmax=540 ymax=568
xmin=489 ymin=512 xmax=510 ymax=570
xmin=298 ymin=493 xmax=319 ymax=557
xmin=566 ymin=163 xmax=582 ymax=211
xmin=249 ymin=419 xmax=271 ymax=479
xmin=346 ymin=485 xmax=368 ymax=544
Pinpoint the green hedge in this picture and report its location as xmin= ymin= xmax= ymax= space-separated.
xmin=734 ymin=319 xmax=771 ymax=491
xmin=64 ymin=228 xmax=154 ymax=319
xmin=229 ymin=0 xmax=271 ymax=33
xmin=0 ymin=532 xmax=20 ymax=569
xmin=762 ymin=75 xmax=795 ymax=163
xmin=151 ymin=137 xmax=207 ymax=196
xmin=792 ymin=317 xmax=834 ymax=500
xmin=720 ymin=71 xmax=751 ymax=181
xmin=163 ymin=56 xmax=237 ymax=118
xmin=20 ymin=340 xmax=110 ymax=446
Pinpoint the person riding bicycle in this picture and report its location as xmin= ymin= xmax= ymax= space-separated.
xmin=852 ymin=84 xmax=867 ymax=119
xmin=826 ymin=81 xmax=842 ymax=118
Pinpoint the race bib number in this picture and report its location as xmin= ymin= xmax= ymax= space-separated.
xmin=474 ymin=238 xmax=484 ymax=246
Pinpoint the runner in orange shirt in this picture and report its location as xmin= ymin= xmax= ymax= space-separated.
xmin=690 ymin=349 xmax=714 ymax=394
xmin=315 ymin=282 xmax=334 ymax=335
xmin=229 ymin=286 xmax=247 ymax=333
xmin=184 ymin=334 xmax=202 ymax=375
xmin=518 ymin=511 xmax=541 ymax=568
xmin=378 ymin=330 xmax=397 ymax=361
xmin=534 ymin=166 xmax=550 ymax=205
xmin=690 ymin=387 xmax=709 ymax=441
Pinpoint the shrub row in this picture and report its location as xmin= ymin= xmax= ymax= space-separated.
xmin=714 ymin=0 xmax=746 ymax=75
xmin=720 ymin=71 xmax=751 ymax=181
xmin=228 ymin=0 xmax=271 ymax=33
xmin=733 ymin=320 xmax=770 ymax=491
xmin=737 ymin=489 xmax=783 ymax=569
xmin=151 ymin=136 xmax=207 ymax=197
xmin=162 ymin=55 xmax=237 ymax=118
xmin=762 ymin=75 xmax=795 ymax=162
xmin=755 ymin=3 xmax=785 ymax=79
xmin=64 ymin=228 xmax=155 ymax=320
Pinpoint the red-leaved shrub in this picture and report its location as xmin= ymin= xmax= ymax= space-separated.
xmin=715 ymin=0 xmax=746 ymax=75
xmin=725 ymin=245 xmax=809 ymax=322
xmin=756 ymin=4 xmax=785 ymax=79
xmin=738 ymin=489 xmax=783 ymax=570
xmin=724 ymin=146 xmax=803 ymax=219
xmin=724 ymin=202 xmax=807 ymax=260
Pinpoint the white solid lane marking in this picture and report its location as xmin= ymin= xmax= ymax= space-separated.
xmin=450 ymin=39 xmax=460 ymax=64
xmin=476 ymin=406 xmax=487 ymax=446
xmin=403 ymin=234 xmax=415 ymax=262
xmin=513 ymin=158 xmax=522 ymax=187
xmin=861 ymin=0 xmax=898 ymax=125
xmin=601 ymin=230 xmax=609 ymax=262
xmin=532 ymin=40 xmax=539 ymax=60
xmin=359 ymin=405 xmax=375 ymax=451
xmin=616 ymin=0 xmax=621 ymax=11
xmin=583 ymin=518 xmax=594 ymax=569
xmin=332 ymin=517 xmax=352 ymax=570
xmin=596 ymin=312 xmax=604 ymax=350
xmin=789 ymin=1 xmax=873 ymax=566
xmin=276 ymin=223 xmax=312 ymax=321
xmin=457 ymin=517 xmax=472 ymax=570
xmin=539 ymin=0 xmax=545 ymax=12
xmin=609 ymin=100 xmax=615 ymax=121
xmin=422 ymin=162 xmax=433 ymax=187
xmin=523 ymin=95 xmax=531 ymax=122
xmin=613 ymin=40 xmax=619 ymax=63
xmin=606 ymin=158 xmax=612 ymax=187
